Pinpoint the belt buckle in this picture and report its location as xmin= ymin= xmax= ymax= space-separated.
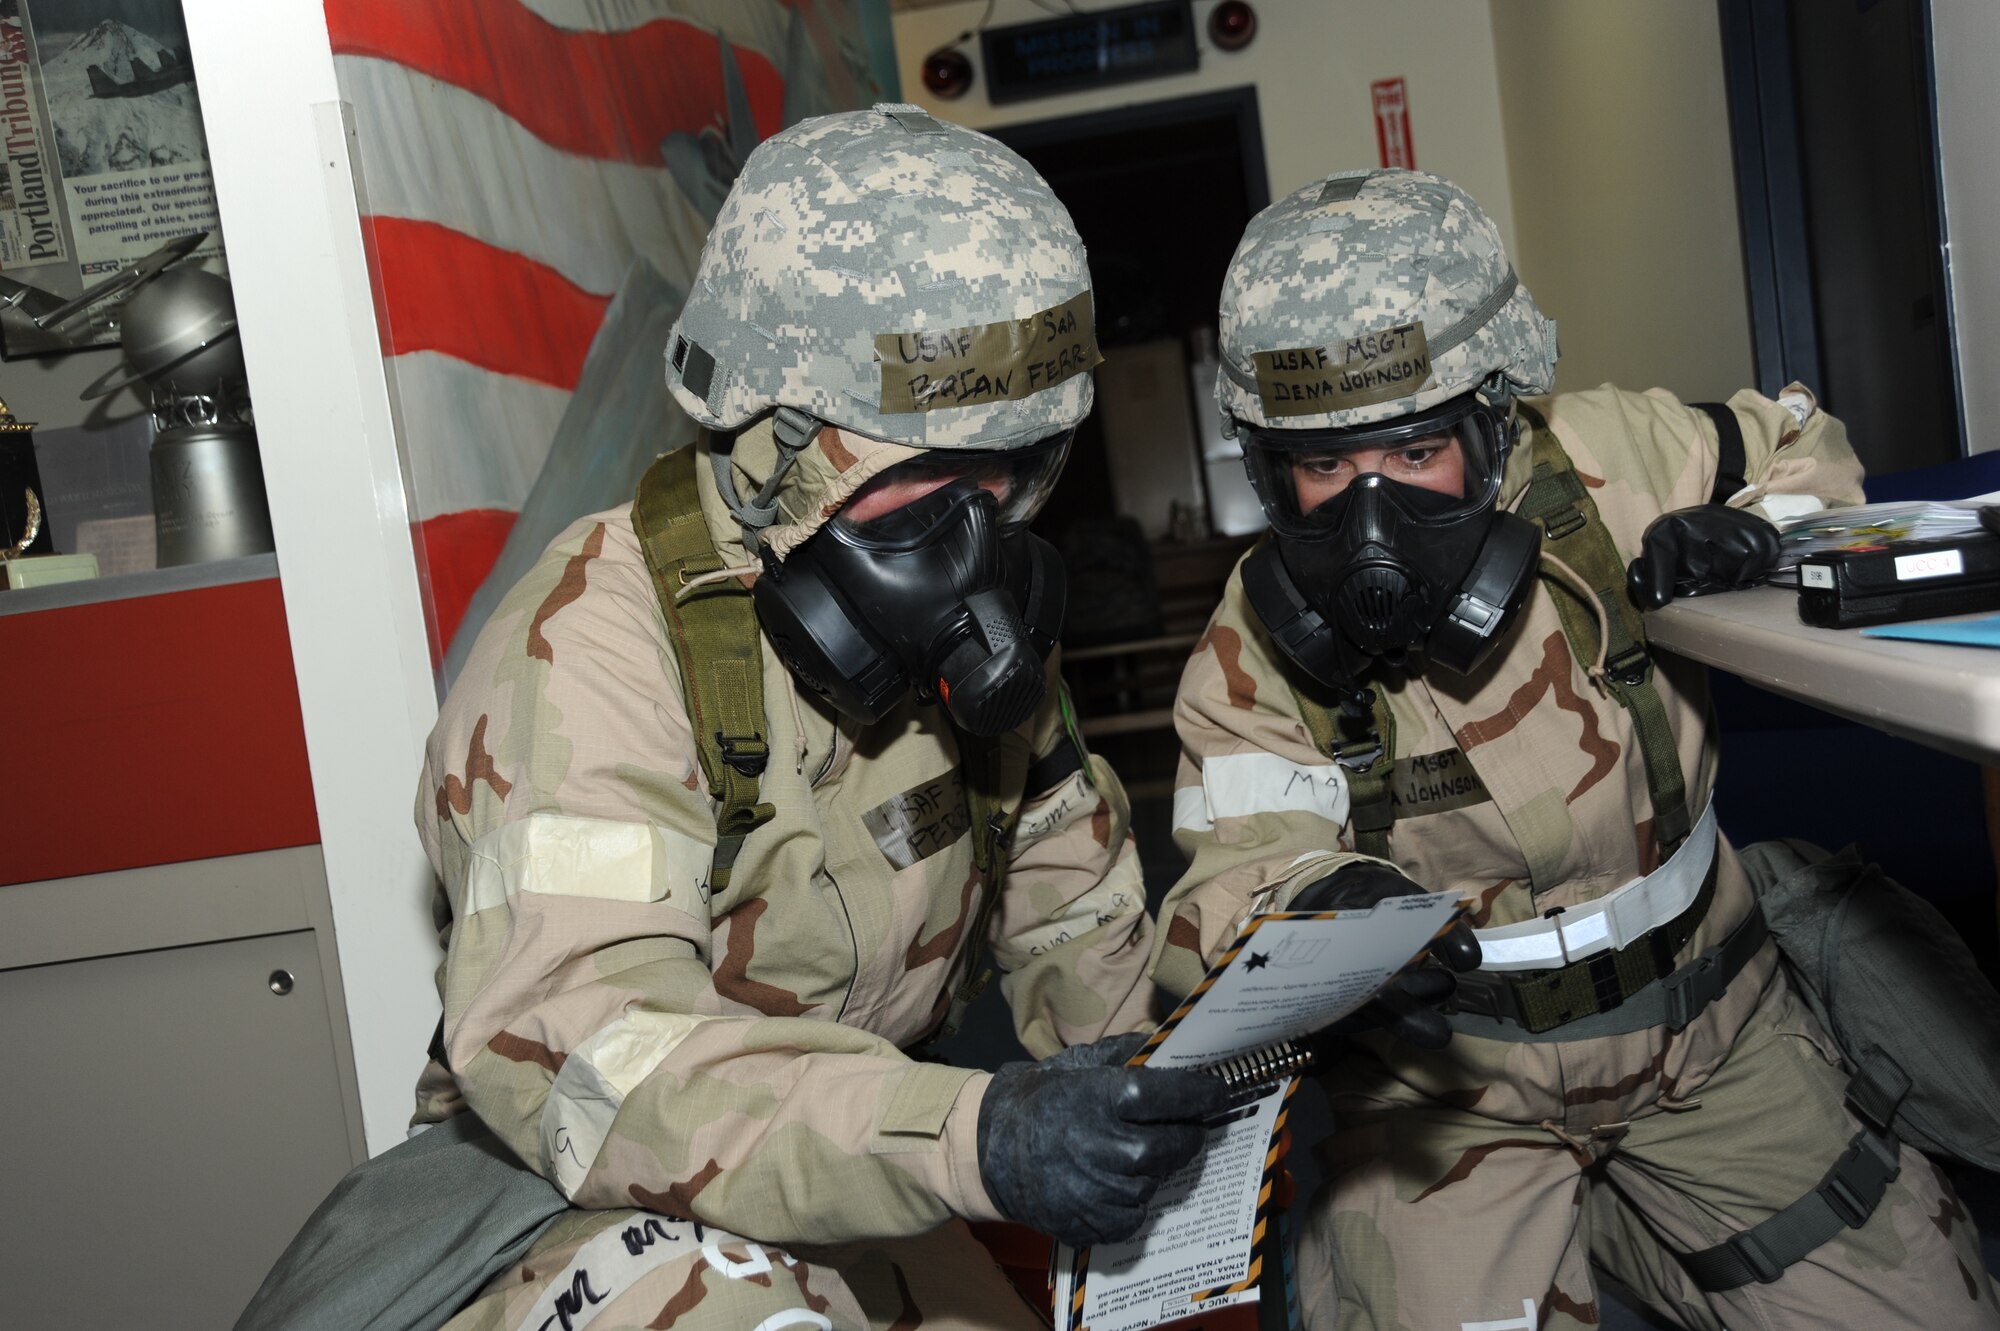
xmin=1587 ymin=951 xmax=1624 ymax=1012
xmin=1450 ymin=975 xmax=1508 ymax=1021
xmin=1663 ymin=957 xmax=1714 ymax=1031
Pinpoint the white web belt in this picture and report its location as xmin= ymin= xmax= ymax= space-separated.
xmin=1472 ymin=798 xmax=1718 ymax=973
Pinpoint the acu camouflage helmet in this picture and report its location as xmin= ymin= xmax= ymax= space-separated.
xmin=666 ymin=104 xmax=1101 ymax=454
xmin=1215 ymin=168 xmax=1558 ymax=433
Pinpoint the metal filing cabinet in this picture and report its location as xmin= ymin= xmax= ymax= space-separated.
xmin=0 ymin=850 xmax=360 ymax=1329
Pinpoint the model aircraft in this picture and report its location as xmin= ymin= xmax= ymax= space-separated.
xmin=0 ymin=229 xmax=207 ymax=353
xmin=86 ymin=48 xmax=194 ymax=99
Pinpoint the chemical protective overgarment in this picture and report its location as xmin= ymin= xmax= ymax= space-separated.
xmin=1154 ymin=383 xmax=1998 ymax=1331
xmin=414 ymin=436 xmax=1157 ymax=1331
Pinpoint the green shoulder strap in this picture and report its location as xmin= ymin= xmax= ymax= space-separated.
xmin=1514 ymin=405 xmax=1693 ymax=852
xmin=1292 ymin=681 xmax=1398 ymax=859
xmin=631 ymin=446 xmax=776 ymax=892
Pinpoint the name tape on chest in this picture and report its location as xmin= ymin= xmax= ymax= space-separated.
xmin=1252 ymin=320 xmax=1433 ymax=417
xmin=1386 ymin=747 xmax=1491 ymax=816
xmin=862 ymin=767 xmax=973 ymax=870
xmin=877 ymin=289 xmax=1101 ymax=414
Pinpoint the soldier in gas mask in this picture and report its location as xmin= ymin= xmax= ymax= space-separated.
xmin=407 ymin=107 xmax=1227 ymax=1330
xmin=1152 ymin=169 xmax=1997 ymax=1330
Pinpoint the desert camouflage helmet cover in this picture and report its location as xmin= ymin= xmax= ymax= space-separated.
xmin=1215 ymin=168 xmax=1558 ymax=433
xmin=666 ymin=104 xmax=1101 ymax=452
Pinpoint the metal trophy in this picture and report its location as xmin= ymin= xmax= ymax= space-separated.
xmin=0 ymin=396 xmax=47 ymax=568
xmin=82 ymin=250 xmax=274 ymax=568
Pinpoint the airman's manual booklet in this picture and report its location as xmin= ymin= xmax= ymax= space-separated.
xmin=1051 ymin=892 xmax=1468 ymax=1331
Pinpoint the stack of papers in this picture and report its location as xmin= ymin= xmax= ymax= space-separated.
xmin=1768 ymin=496 xmax=1998 ymax=584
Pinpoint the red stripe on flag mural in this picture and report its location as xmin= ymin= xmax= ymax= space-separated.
xmin=417 ymin=507 xmax=521 ymax=665
xmin=366 ymin=215 xmax=610 ymax=390
xmin=324 ymin=0 xmax=786 ymax=164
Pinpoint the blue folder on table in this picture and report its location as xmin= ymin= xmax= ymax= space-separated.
xmin=1861 ymin=614 xmax=2000 ymax=648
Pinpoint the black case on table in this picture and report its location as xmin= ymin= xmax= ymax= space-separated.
xmin=1796 ymin=531 xmax=2000 ymax=628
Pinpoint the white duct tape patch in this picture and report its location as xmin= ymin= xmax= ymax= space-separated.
xmin=542 ymin=1010 xmax=710 ymax=1197
xmin=1173 ymin=752 xmax=1351 ymax=834
xmin=463 ymin=813 xmax=714 ymax=916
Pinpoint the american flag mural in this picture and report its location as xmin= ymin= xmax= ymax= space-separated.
xmin=322 ymin=0 xmax=896 ymax=669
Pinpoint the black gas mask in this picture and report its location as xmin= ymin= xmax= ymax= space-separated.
xmin=752 ymin=434 xmax=1071 ymax=737
xmin=1239 ymin=391 xmax=1540 ymax=692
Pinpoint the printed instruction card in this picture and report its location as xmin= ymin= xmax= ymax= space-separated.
xmin=1056 ymin=891 xmax=1467 ymax=1331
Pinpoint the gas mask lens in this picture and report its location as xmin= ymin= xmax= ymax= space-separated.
xmin=832 ymin=431 xmax=1072 ymax=546
xmin=1243 ymin=393 xmax=1508 ymax=537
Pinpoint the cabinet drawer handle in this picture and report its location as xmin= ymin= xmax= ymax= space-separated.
xmin=268 ymin=969 xmax=295 ymax=996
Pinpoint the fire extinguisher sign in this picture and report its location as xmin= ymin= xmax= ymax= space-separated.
xmin=1372 ymin=77 xmax=1414 ymax=169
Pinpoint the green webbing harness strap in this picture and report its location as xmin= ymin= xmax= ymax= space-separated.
xmin=632 ymin=446 xmax=775 ymax=892
xmin=941 ymin=727 xmax=1029 ymax=1037
xmin=1293 ymin=682 xmax=1397 ymax=860
xmin=1679 ymin=1048 xmax=1910 ymax=1290
xmin=1515 ymin=406 xmax=1693 ymax=853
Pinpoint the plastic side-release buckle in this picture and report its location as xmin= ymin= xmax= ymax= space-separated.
xmin=1823 ymin=1128 xmax=1901 ymax=1229
xmin=1663 ymin=954 xmax=1719 ymax=1031
xmin=717 ymin=730 xmax=770 ymax=777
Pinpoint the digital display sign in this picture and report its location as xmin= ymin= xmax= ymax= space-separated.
xmin=979 ymin=0 xmax=1198 ymax=106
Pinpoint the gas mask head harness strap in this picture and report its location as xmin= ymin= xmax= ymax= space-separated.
xmin=710 ymin=405 xmax=823 ymax=547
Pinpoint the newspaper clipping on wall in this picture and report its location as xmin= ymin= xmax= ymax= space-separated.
xmin=0 ymin=0 xmax=223 ymax=356
xmin=0 ymin=0 xmax=65 ymax=270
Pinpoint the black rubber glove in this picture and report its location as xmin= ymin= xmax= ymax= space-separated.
xmin=1625 ymin=504 xmax=1781 ymax=610
xmin=977 ymin=1031 xmax=1233 ymax=1248
xmin=1290 ymin=862 xmax=1481 ymax=1051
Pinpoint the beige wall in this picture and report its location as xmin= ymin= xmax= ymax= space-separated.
xmin=1489 ymin=3 xmax=1755 ymax=403
xmin=1934 ymin=0 xmax=2000 ymax=454
xmin=894 ymin=3 xmax=1758 ymax=407
xmin=891 ymin=0 xmax=1518 ymax=248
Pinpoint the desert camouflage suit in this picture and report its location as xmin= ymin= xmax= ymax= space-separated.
xmin=1153 ymin=384 xmax=1998 ymax=1331
xmin=414 ymin=421 xmax=1157 ymax=1331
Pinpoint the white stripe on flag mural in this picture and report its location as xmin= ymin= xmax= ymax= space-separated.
xmin=339 ymin=56 xmax=710 ymax=297
xmin=392 ymin=350 xmax=575 ymax=519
